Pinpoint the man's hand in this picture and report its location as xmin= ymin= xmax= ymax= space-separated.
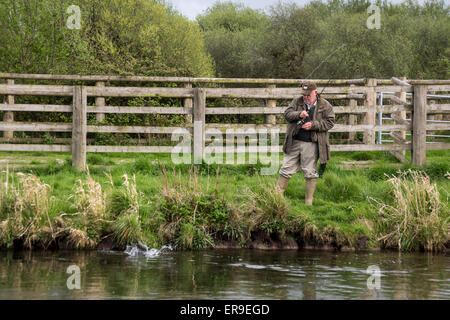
xmin=300 ymin=111 xmax=309 ymax=119
xmin=302 ymin=122 xmax=312 ymax=131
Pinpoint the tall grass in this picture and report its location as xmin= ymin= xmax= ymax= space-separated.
xmin=70 ymin=169 xmax=107 ymax=218
xmin=0 ymin=167 xmax=56 ymax=248
xmin=66 ymin=169 xmax=108 ymax=248
xmin=108 ymin=174 xmax=145 ymax=247
xmin=113 ymin=212 xmax=142 ymax=247
xmin=372 ymin=170 xmax=449 ymax=252
xmin=242 ymin=177 xmax=288 ymax=236
xmin=156 ymin=166 xmax=230 ymax=250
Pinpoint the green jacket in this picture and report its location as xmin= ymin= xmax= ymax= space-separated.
xmin=282 ymin=96 xmax=335 ymax=164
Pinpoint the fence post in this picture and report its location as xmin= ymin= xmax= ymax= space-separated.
xmin=3 ymin=79 xmax=15 ymax=140
xmin=193 ymin=88 xmax=206 ymax=164
xmin=184 ymin=82 xmax=193 ymax=124
xmin=391 ymin=76 xmax=408 ymax=163
xmin=412 ymin=85 xmax=427 ymax=167
xmin=363 ymin=78 xmax=377 ymax=144
xmin=72 ymin=86 xmax=87 ymax=171
xmin=95 ymin=81 xmax=105 ymax=123
xmin=266 ymin=84 xmax=276 ymax=125
xmin=428 ymin=90 xmax=435 ymax=134
xmin=347 ymin=84 xmax=357 ymax=142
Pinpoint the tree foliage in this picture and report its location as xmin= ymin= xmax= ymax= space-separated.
xmin=197 ymin=1 xmax=271 ymax=77
xmin=1 ymin=0 xmax=447 ymax=79
xmin=0 ymin=0 xmax=214 ymax=77
xmin=197 ymin=0 xmax=449 ymax=79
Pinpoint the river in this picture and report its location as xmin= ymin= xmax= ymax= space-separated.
xmin=0 ymin=249 xmax=448 ymax=299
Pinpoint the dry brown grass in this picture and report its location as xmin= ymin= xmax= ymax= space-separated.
xmin=64 ymin=169 xmax=111 ymax=248
xmin=372 ymin=169 xmax=449 ymax=252
xmin=65 ymin=227 xmax=97 ymax=249
xmin=0 ymin=169 xmax=56 ymax=249
xmin=120 ymin=173 xmax=140 ymax=215
xmin=70 ymin=169 xmax=106 ymax=218
xmin=0 ymin=220 xmax=7 ymax=242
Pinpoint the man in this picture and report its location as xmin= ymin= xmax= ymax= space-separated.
xmin=276 ymin=81 xmax=335 ymax=205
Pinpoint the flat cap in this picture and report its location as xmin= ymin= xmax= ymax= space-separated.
xmin=301 ymin=81 xmax=317 ymax=95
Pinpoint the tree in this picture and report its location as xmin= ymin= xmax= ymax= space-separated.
xmin=264 ymin=2 xmax=323 ymax=78
xmin=197 ymin=1 xmax=270 ymax=78
xmin=0 ymin=0 xmax=88 ymax=74
xmin=0 ymin=0 xmax=214 ymax=77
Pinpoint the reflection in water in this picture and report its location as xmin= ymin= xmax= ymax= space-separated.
xmin=0 ymin=249 xmax=448 ymax=300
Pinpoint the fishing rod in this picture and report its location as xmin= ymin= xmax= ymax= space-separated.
xmin=305 ymin=43 xmax=347 ymax=81
xmin=313 ymin=44 xmax=348 ymax=98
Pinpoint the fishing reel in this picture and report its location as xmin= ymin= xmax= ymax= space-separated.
xmin=297 ymin=110 xmax=311 ymax=126
xmin=297 ymin=117 xmax=309 ymax=126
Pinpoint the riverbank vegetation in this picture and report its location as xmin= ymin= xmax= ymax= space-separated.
xmin=0 ymin=150 xmax=448 ymax=252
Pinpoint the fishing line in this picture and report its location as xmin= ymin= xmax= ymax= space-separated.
xmin=305 ymin=43 xmax=347 ymax=80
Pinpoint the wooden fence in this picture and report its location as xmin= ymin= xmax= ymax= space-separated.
xmin=0 ymin=73 xmax=449 ymax=170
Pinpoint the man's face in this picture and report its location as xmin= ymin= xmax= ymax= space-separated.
xmin=303 ymin=90 xmax=317 ymax=106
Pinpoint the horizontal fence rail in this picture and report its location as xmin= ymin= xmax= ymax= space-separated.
xmin=0 ymin=74 xmax=449 ymax=170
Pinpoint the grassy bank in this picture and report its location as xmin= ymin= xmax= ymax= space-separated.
xmin=0 ymin=150 xmax=448 ymax=252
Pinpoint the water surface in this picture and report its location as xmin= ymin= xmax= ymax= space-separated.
xmin=0 ymin=249 xmax=448 ymax=299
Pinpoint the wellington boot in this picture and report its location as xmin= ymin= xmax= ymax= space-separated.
xmin=276 ymin=176 xmax=290 ymax=194
xmin=305 ymin=178 xmax=318 ymax=205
